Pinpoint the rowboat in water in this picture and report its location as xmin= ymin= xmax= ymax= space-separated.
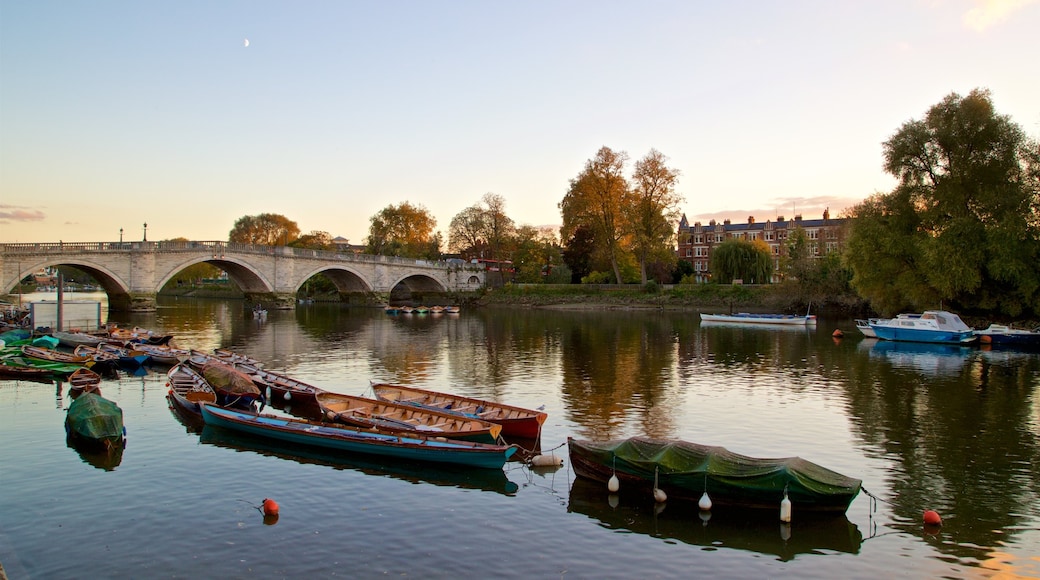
xmin=52 ymin=330 xmax=105 ymax=348
xmin=134 ymin=343 xmax=190 ymax=365
xmin=568 ymin=436 xmax=861 ymax=513
xmin=199 ymin=404 xmax=517 ymax=469
xmin=69 ymin=367 xmax=102 ymax=398
xmin=166 ymin=363 xmax=218 ymax=414
xmin=22 ymin=344 xmax=93 ymax=365
xmin=316 ymin=391 xmax=502 ymax=444
xmin=370 ymin=383 xmax=547 ymax=439
xmin=699 ymin=313 xmax=817 ymax=326
xmin=97 ymin=342 xmax=150 ymax=367
xmin=65 ymin=392 xmax=125 ymax=450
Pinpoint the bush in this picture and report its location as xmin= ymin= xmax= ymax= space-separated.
xmin=643 ymin=280 xmax=660 ymax=294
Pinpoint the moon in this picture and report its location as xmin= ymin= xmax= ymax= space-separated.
xmin=244 ymin=38 xmax=250 ymax=47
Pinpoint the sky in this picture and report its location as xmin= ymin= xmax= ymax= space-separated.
xmin=1 ymin=1 xmax=1038 ymax=245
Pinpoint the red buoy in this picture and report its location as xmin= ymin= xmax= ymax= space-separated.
xmin=832 ymin=329 xmax=844 ymax=338
xmin=923 ymin=510 xmax=942 ymax=526
xmin=262 ymin=498 xmax=280 ymax=517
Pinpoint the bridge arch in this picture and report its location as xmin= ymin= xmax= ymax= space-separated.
xmin=298 ymin=265 xmax=373 ymax=294
xmin=3 ymin=257 xmax=134 ymax=309
xmin=388 ymin=274 xmax=448 ymax=297
xmin=156 ymin=256 xmax=274 ymax=294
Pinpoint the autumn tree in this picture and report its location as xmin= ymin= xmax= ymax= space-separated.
xmin=365 ymin=202 xmax=441 ymax=259
xmin=511 ymin=225 xmax=562 ymax=283
xmin=229 ymin=214 xmax=300 ymax=246
xmin=289 ymin=230 xmax=336 ymax=251
xmin=560 ymin=146 xmax=632 ymax=284
xmin=447 ymin=193 xmax=516 ymax=260
xmin=709 ymin=239 xmax=773 ymax=284
xmin=845 ymin=88 xmax=1040 ymax=316
xmin=629 ymin=149 xmax=683 ymax=284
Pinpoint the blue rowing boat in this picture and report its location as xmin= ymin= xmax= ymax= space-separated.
xmin=199 ymin=404 xmax=517 ymax=469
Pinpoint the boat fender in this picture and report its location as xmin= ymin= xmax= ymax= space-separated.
xmin=653 ymin=488 xmax=667 ymax=503
xmin=284 ymin=391 xmax=291 ymax=401
xmin=530 ymin=454 xmax=563 ymax=467
xmin=698 ymin=492 xmax=712 ymax=511
xmin=265 ymin=386 xmax=273 ymax=401
xmin=780 ymin=490 xmax=792 ymax=523
xmin=607 ymin=474 xmax=620 ymax=493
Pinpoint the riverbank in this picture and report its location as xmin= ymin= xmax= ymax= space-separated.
xmin=478 ymin=283 xmax=871 ymax=315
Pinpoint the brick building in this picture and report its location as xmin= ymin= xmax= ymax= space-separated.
xmin=676 ymin=209 xmax=847 ymax=282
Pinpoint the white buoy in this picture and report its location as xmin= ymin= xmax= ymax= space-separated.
xmin=698 ymin=491 xmax=713 ymax=511
xmin=653 ymin=487 xmax=667 ymax=503
xmin=780 ymin=490 xmax=792 ymax=523
xmin=607 ymin=474 xmax=620 ymax=493
xmin=284 ymin=391 xmax=292 ymax=401
xmin=530 ymin=454 xmax=563 ymax=467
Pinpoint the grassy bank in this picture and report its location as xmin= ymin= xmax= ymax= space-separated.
xmin=478 ymin=283 xmax=871 ymax=315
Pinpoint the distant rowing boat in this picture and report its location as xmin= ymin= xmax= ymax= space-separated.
xmin=700 ymin=313 xmax=817 ymax=326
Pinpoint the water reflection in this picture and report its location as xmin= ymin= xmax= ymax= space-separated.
xmin=567 ymin=478 xmax=862 ymax=560
xmin=865 ymin=340 xmax=973 ymax=377
xmin=66 ymin=435 xmax=124 ymax=471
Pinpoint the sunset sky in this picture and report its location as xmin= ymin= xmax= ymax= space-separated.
xmin=2 ymin=1 xmax=1038 ymax=245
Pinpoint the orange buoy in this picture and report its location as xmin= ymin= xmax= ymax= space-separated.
xmin=262 ymin=498 xmax=280 ymax=517
xmin=923 ymin=510 xmax=942 ymax=526
xmin=832 ymin=329 xmax=844 ymax=338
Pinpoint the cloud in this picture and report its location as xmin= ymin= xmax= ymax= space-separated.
xmin=963 ymin=0 xmax=1038 ymax=31
xmin=690 ymin=195 xmax=865 ymax=224
xmin=0 ymin=205 xmax=46 ymax=222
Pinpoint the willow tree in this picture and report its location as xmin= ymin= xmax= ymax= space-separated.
xmin=229 ymin=214 xmax=300 ymax=246
xmin=710 ymin=239 xmax=773 ymax=284
xmin=845 ymin=88 xmax=1040 ymax=316
xmin=629 ymin=149 xmax=683 ymax=284
xmin=559 ymin=147 xmax=631 ymax=284
xmin=365 ymin=202 xmax=441 ymax=259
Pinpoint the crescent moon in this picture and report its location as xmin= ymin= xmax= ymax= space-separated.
xmin=244 ymin=38 xmax=250 ymax=47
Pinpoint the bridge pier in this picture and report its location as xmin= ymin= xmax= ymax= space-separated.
xmin=127 ymin=292 xmax=157 ymax=312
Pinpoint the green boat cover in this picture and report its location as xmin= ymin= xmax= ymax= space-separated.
xmin=202 ymin=362 xmax=260 ymax=396
xmin=569 ymin=437 xmax=862 ymax=512
xmin=66 ymin=392 xmax=124 ymax=444
xmin=32 ymin=335 xmax=60 ymax=349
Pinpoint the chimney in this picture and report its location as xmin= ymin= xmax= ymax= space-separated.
xmin=723 ymin=219 xmax=731 ymax=225
xmin=709 ymin=219 xmax=716 ymax=226
xmin=777 ymin=216 xmax=785 ymax=222
xmin=748 ymin=216 xmax=755 ymax=224
xmin=794 ymin=214 xmax=802 ymax=221
xmin=823 ymin=208 xmax=830 ymax=220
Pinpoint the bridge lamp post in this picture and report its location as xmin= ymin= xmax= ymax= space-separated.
xmin=143 ymin=223 xmax=148 ymax=242
xmin=119 ymin=228 xmax=123 ymax=244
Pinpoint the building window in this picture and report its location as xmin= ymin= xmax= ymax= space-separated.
xmin=685 ymin=248 xmax=692 ymax=257
xmin=808 ymin=229 xmax=818 ymax=240
xmin=695 ymin=235 xmax=702 ymax=244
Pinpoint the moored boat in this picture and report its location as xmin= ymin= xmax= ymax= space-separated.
xmin=166 ymin=363 xmax=218 ymax=415
xmin=854 ymin=319 xmax=877 ymax=338
xmin=134 ymin=343 xmax=190 ymax=365
xmin=371 ymin=383 xmax=547 ymax=439
xmin=52 ymin=330 xmax=105 ymax=348
xmin=316 ymin=391 xmax=502 ymax=444
xmin=568 ymin=436 xmax=861 ymax=513
xmin=198 ymin=361 xmax=265 ymax=410
xmin=98 ymin=341 xmax=150 ymax=367
xmin=200 ymin=404 xmax=517 ymax=469
xmin=21 ymin=344 xmax=93 ymax=365
xmin=974 ymin=324 xmax=1040 ymax=350
xmin=868 ymin=310 xmax=976 ymax=344
xmin=700 ymin=313 xmax=817 ymax=326
xmin=65 ymin=392 xmax=125 ymax=450
xmin=68 ymin=367 xmax=102 ymax=398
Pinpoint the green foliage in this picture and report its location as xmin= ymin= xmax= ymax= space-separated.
xmin=582 ymin=271 xmax=614 ymax=284
xmin=545 ymin=263 xmax=572 ymax=284
xmin=629 ymin=149 xmax=683 ymax=284
xmin=643 ymin=280 xmax=660 ymax=294
xmin=365 ymin=202 xmax=441 ymax=259
xmin=672 ymin=259 xmax=695 ymax=284
xmin=846 ymin=88 xmax=1040 ymax=317
xmin=229 ymin=214 xmax=301 ymax=246
xmin=560 ymin=146 xmax=631 ymax=285
xmin=562 ymin=225 xmax=596 ymax=283
xmin=709 ymin=239 xmax=773 ymax=284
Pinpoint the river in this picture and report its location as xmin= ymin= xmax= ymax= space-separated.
xmin=1 ymin=293 xmax=1038 ymax=578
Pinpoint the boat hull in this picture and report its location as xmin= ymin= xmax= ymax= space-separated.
xmin=700 ymin=313 xmax=817 ymax=326
xmin=199 ymin=404 xmax=515 ymax=469
xmin=870 ymin=326 xmax=975 ymax=344
xmin=370 ymin=383 xmax=547 ymax=439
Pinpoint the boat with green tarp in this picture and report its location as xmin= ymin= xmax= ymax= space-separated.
xmin=65 ymin=392 xmax=125 ymax=449
xmin=568 ymin=436 xmax=861 ymax=513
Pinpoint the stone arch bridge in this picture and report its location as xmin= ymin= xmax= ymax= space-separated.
xmin=1 ymin=241 xmax=485 ymax=311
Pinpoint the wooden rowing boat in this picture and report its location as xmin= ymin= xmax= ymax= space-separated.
xmin=52 ymin=330 xmax=105 ymax=348
xmin=316 ymin=391 xmax=502 ymax=444
xmin=69 ymin=367 xmax=102 ymax=398
xmin=133 ymin=343 xmax=190 ymax=365
xmin=370 ymin=383 xmax=547 ymax=439
xmin=21 ymin=344 xmax=93 ymax=365
xmin=166 ymin=363 xmax=218 ymax=414
xmin=65 ymin=392 xmax=125 ymax=450
xmin=199 ymin=404 xmax=517 ymax=469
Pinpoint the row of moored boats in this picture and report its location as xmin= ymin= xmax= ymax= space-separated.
xmin=855 ymin=310 xmax=1040 ymax=348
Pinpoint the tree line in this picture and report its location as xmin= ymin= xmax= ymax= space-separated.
xmin=212 ymin=87 xmax=1039 ymax=318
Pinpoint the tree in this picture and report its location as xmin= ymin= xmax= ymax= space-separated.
xmin=560 ymin=146 xmax=632 ymax=284
xmin=511 ymin=225 xmax=561 ymax=283
xmin=845 ymin=88 xmax=1040 ymax=316
xmin=365 ymin=202 xmax=441 ymax=259
xmin=289 ymin=230 xmax=336 ymax=251
xmin=709 ymin=239 xmax=773 ymax=284
xmin=229 ymin=214 xmax=300 ymax=246
xmin=165 ymin=237 xmax=222 ymax=285
xmin=561 ymin=225 xmax=596 ymax=283
xmin=447 ymin=193 xmax=516 ymax=260
xmin=629 ymin=149 xmax=683 ymax=284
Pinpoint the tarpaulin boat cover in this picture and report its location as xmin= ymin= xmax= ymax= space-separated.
xmin=66 ymin=392 xmax=123 ymax=443
xmin=569 ymin=437 xmax=861 ymax=511
xmin=202 ymin=362 xmax=260 ymax=396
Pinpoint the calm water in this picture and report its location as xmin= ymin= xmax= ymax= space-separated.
xmin=2 ymin=294 xmax=1039 ymax=579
